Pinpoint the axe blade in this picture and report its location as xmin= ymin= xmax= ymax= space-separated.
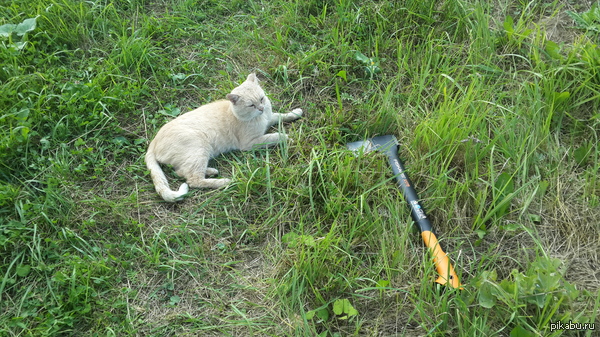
xmin=346 ymin=135 xmax=398 ymax=156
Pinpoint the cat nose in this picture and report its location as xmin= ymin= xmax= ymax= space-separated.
xmin=257 ymin=105 xmax=264 ymax=112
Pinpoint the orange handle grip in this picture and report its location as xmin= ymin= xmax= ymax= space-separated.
xmin=421 ymin=231 xmax=461 ymax=288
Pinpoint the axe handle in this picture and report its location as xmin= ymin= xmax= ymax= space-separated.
xmin=386 ymin=154 xmax=433 ymax=233
xmin=386 ymin=152 xmax=461 ymax=288
xmin=421 ymin=231 xmax=462 ymax=288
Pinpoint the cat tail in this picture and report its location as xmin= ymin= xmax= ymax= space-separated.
xmin=145 ymin=150 xmax=189 ymax=202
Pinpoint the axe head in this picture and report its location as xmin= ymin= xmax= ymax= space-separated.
xmin=346 ymin=135 xmax=399 ymax=157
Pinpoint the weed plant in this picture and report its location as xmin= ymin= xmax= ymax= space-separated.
xmin=1 ymin=0 xmax=599 ymax=336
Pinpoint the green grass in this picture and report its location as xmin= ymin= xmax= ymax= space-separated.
xmin=1 ymin=0 xmax=599 ymax=335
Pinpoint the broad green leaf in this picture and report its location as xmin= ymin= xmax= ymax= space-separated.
xmin=20 ymin=126 xmax=30 ymax=139
xmin=478 ymin=282 xmax=497 ymax=308
xmin=282 ymin=232 xmax=299 ymax=247
xmin=503 ymin=15 xmax=514 ymax=34
xmin=376 ymin=279 xmax=390 ymax=288
xmin=574 ymin=145 xmax=590 ymax=166
xmin=536 ymin=180 xmax=549 ymax=198
xmin=16 ymin=264 xmax=30 ymax=277
xmin=364 ymin=64 xmax=381 ymax=76
xmin=477 ymin=270 xmax=498 ymax=308
xmin=16 ymin=108 xmax=29 ymax=121
xmin=332 ymin=299 xmax=358 ymax=319
xmin=475 ymin=229 xmax=487 ymax=239
xmin=305 ymin=308 xmax=329 ymax=321
xmin=299 ymin=235 xmax=316 ymax=247
xmin=545 ymin=41 xmax=562 ymax=60
xmin=495 ymin=172 xmax=514 ymax=194
xmin=113 ymin=136 xmax=129 ymax=146
xmin=13 ymin=41 xmax=27 ymax=50
xmin=500 ymin=277 xmax=516 ymax=295
xmin=169 ymin=295 xmax=181 ymax=305
xmin=0 ymin=23 xmax=17 ymax=37
xmin=525 ymin=292 xmax=546 ymax=308
xmin=316 ymin=308 xmax=330 ymax=321
xmin=158 ymin=107 xmax=181 ymax=117
xmin=346 ymin=305 xmax=358 ymax=317
xmin=527 ymin=214 xmax=541 ymax=223
xmin=564 ymin=282 xmax=579 ymax=300
xmin=171 ymin=73 xmax=186 ymax=81
xmin=354 ymin=51 xmax=370 ymax=63
xmin=332 ymin=299 xmax=345 ymax=315
xmin=537 ymin=271 xmax=560 ymax=292
xmin=552 ymin=91 xmax=570 ymax=106
xmin=15 ymin=17 xmax=38 ymax=36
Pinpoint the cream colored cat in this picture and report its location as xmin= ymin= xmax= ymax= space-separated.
xmin=145 ymin=73 xmax=303 ymax=202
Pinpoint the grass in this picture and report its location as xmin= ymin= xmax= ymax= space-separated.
xmin=1 ymin=0 xmax=599 ymax=335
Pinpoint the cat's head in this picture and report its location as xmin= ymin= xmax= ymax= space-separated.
xmin=226 ymin=73 xmax=270 ymax=121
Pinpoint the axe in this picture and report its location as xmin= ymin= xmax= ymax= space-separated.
xmin=347 ymin=135 xmax=461 ymax=288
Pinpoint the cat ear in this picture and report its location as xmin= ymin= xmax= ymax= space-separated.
xmin=246 ymin=73 xmax=258 ymax=83
xmin=226 ymin=94 xmax=240 ymax=104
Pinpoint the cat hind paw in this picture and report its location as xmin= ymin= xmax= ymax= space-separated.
xmin=206 ymin=168 xmax=219 ymax=176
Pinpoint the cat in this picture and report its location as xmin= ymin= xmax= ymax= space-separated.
xmin=145 ymin=73 xmax=303 ymax=202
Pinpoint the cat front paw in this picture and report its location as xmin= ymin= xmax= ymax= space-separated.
xmin=291 ymin=108 xmax=303 ymax=118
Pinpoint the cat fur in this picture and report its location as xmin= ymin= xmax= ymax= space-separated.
xmin=145 ymin=73 xmax=302 ymax=202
